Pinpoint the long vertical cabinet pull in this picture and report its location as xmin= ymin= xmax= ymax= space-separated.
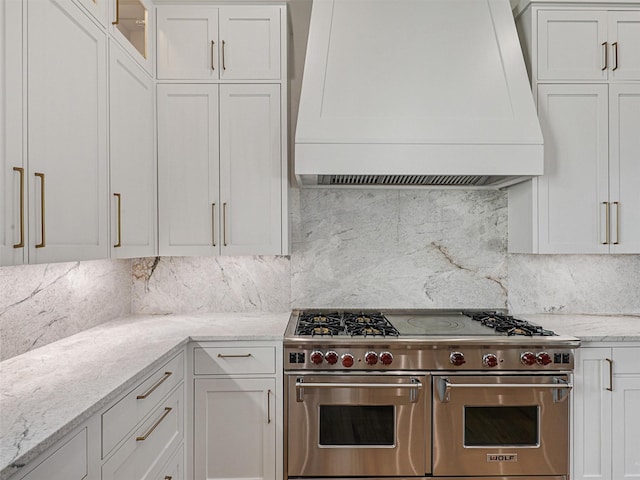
xmin=113 ymin=193 xmax=122 ymax=248
xmin=613 ymin=202 xmax=620 ymax=245
xmin=612 ymin=42 xmax=619 ymax=71
xmin=602 ymin=202 xmax=610 ymax=245
xmin=211 ymin=40 xmax=215 ymax=70
xmin=267 ymin=389 xmax=272 ymax=424
xmin=12 ymin=167 xmax=25 ymax=248
xmin=605 ymin=358 xmax=613 ymax=391
xmin=112 ymin=0 xmax=119 ymax=25
xmin=211 ymin=203 xmax=216 ymax=247
xmin=222 ymin=40 xmax=226 ymax=70
xmin=35 ymin=173 xmax=46 ymax=248
xmin=602 ymin=42 xmax=608 ymax=71
xmin=223 ymin=202 xmax=228 ymax=246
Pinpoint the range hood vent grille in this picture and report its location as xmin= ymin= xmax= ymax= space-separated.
xmin=319 ymin=175 xmax=509 ymax=187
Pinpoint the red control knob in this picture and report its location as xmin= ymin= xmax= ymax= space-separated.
xmin=520 ymin=351 xmax=536 ymax=366
xmin=483 ymin=353 xmax=498 ymax=368
xmin=325 ymin=351 xmax=339 ymax=365
xmin=379 ymin=351 xmax=393 ymax=366
xmin=450 ymin=352 xmax=466 ymax=366
xmin=310 ymin=351 xmax=324 ymax=365
xmin=536 ymin=352 xmax=552 ymax=366
xmin=341 ymin=353 xmax=355 ymax=368
xmin=365 ymin=351 xmax=379 ymax=365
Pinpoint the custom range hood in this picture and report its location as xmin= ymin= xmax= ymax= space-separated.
xmin=295 ymin=0 xmax=543 ymax=188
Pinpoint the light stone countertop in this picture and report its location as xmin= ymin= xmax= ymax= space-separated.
xmin=2 ymin=311 xmax=640 ymax=480
xmin=0 ymin=312 xmax=290 ymax=480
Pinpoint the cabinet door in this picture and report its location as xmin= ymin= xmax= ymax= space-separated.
xmin=537 ymin=10 xmax=608 ymax=81
xmin=157 ymin=84 xmax=220 ymax=256
xmin=0 ymin=0 xmax=26 ymax=266
xmin=109 ymin=41 xmax=157 ymax=258
xmin=19 ymin=428 xmax=87 ymax=480
xmin=536 ymin=84 xmax=609 ymax=253
xmin=194 ymin=378 xmax=276 ymax=480
xmin=27 ymin=0 xmax=109 ymax=263
xmin=157 ymin=7 xmax=219 ymax=80
xmin=573 ymin=348 xmax=612 ymax=480
xmin=609 ymin=84 xmax=640 ymax=253
xmin=110 ymin=0 xmax=154 ymax=75
xmin=218 ymin=7 xmax=281 ymax=80
xmin=611 ymin=376 xmax=640 ymax=480
xmin=219 ymin=84 xmax=282 ymax=255
xmin=609 ymin=12 xmax=640 ymax=81
xmin=75 ymin=0 xmax=108 ymax=26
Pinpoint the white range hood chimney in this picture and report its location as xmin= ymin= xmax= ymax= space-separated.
xmin=295 ymin=0 xmax=543 ymax=188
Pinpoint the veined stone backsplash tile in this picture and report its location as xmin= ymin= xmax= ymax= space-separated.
xmin=131 ymin=256 xmax=291 ymax=314
xmin=508 ymin=254 xmax=640 ymax=314
xmin=290 ymin=188 xmax=509 ymax=309
xmin=0 ymin=259 xmax=131 ymax=361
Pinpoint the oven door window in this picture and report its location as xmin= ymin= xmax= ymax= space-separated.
xmin=464 ymin=406 xmax=539 ymax=447
xmin=319 ymin=405 xmax=395 ymax=446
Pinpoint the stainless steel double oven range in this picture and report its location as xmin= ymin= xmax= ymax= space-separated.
xmin=284 ymin=310 xmax=580 ymax=480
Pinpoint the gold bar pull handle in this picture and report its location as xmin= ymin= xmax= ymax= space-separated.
xmin=12 ymin=167 xmax=25 ymax=248
xmin=137 ymin=372 xmax=173 ymax=400
xmin=136 ymin=407 xmax=172 ymax=441
xmin=223 ymin=202 xmax=228 ymax=246
xmin=602 ymin=42 xmax=608 ymax=71
xmin=222 ymin=40 xmax=226 ymax=70
xmin=113 ymin=193 xmax=122 ymax=248
xmin=35 ymin=172 xmax=46 ymax=248
xmin=112 ymin=0 xmax=119 ymax=25
xmin=613 ymin=201 xmax=620 ymax=245
xmin=217 ymin=353 xmax=252 ymax=358
xmin=211 ymin=40 xmax=215 ymax=70
xmin=267 ymin=389 xmax=272 ymax=424
xmin=605 ymin=358 xmax=613 ymax=391
xmin=602 ymin=201 xmax=610 ymax=245
xmin=212 ymin=203 xmax=216 ymax=247
xmin=612 ymin=42 xmax=619 ymax=71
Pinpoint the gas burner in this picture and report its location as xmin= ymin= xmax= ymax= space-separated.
xmin=465 ymin=311 xmax=555 ymax=337
xmin=296 ymin=312 xmax=344 ymax=336
xmin=343 ymin=312 xmax=399 ymax=337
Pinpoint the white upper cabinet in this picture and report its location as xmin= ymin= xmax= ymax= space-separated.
xmin=537 ymin=10 xmax=640 ymax=81
xmin=109 ymin=41 xmax=157 ymax=259
xmin=157 ymin=6 xmax=281 ymax=81
xmin=27 ymin=0 xmax=109 ymax=263
xmin=109 ymin=0 xmax=154 ymax=75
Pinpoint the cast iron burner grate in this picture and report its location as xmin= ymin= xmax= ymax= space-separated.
xmin=343 ymin=312 xmax=399 ymax=337
xmin=295 ymin=311 xmax=400 ymax=337
xmin=295 ymin=312 xmax=345 ymax=336
xmin=465 ymin=311 xmax=556 ymax=336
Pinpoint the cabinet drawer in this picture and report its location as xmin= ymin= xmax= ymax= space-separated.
xmin=194 ymin=346 xmax=275 ymax=375
xmin=155 ymin=443 xmax=183 ymax=480
xmin=102 ymin=384 xmax=184 ymax=480
xmin=19 ymin=428 xmax=87 ymax=480
xmin=102 ymin=352 xmax=184 ymax=457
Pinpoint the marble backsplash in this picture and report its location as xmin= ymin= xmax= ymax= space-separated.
xmin=0 ymin=259 xmax=131 ymax=360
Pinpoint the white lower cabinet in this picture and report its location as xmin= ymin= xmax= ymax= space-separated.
xmin=190 ymin=342 xmax=282 ymax=480
xmin=573 ymin=346 xmax=640 ymax=480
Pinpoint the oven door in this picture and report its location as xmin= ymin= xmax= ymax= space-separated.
xmin=432 ymin=374 xmax=572 ymax=476
xmin=287 ymin=373 xmax=430 ymax=477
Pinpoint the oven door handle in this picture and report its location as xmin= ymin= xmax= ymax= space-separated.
xmin=437 ymin=377 xmax=573 ymax=403
xmin=295 ymin=377 xmax=422 ymax=403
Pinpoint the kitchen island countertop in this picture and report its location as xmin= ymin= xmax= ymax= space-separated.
xmin=2 ymin=311 xmax=640 ymax=480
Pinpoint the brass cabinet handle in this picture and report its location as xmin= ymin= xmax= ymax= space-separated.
xmin=211 ymin=40 xmax=215 ymax=70
xmin=137 ymin=372 xmax=173 ymax=399
xmin=605 ymin=358 xmax=613 ymax=391
xmin=602 ymin=201 xmax=610 ymax=245
xmin=602 ymin=42 xmax=608 ymax=71
xmin=222 ymin=40 xmax=226 ymax=70
xmin=35 ymin=172 xmax=46 ymax=248
xmin=613 ymin=201 xmax=620 ymax=245
xmin=12 ymin=167 xmax=25 ymax=248
xmin=112 ymin=0 xmax=119 ymax=25
xmin=223 ymin=202 xmax=228 ymax=246
xmin=113 ymin=193 xmax=122 ymax=248
xmin=136 ymin=407 xmax=172 ymax=441
xmin=267 ymin=389 xmax=272 ymax=424
xmin=212 ymin=203 xmax=216 ymax=247
xmin=612 ymin=42 xmax=619 ymax=71
xmin=217 ymin=353 xmax=252 ymax=358
xmin=165 ymin=477 xmax=173 ymax=480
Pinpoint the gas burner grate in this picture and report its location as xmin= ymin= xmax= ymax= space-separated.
xmin=294 ymin=311 xmax=400 ymax=337
xmin=296 ymin=312 xmax=345 ymax=336
xmin=465 ymin=311 xmax=556 ymax=337
xmin=343 ymin=312 xmax=399 ymax=337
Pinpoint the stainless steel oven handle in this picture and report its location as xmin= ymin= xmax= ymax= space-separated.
xmin=437 ymin=377 xmax=573 ymax=403
xmin=295 ymin=378 xmax=422 ymax=403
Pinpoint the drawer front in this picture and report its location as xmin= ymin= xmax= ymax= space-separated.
xmin=103 ymin=352 xmax=184 ymax=457
xmin=20 ymin=428 xmax=87 ymax=480
xmin=156 ymin=443 xmax=183 ymax=480
xmin=194 ymin=346 xmax=275 ymax=375
xmin=102 ymin=384 xmax=184 ymax=480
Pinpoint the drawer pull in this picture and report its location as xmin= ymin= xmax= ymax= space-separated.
xmin=217 ymin=353 xmax=252 ymax=358
xmin=136 ymin=407 xmax=172 ymax=441
xmin=137 ymin=372 xmax=173 ymax=400
xmin=165 ymin=477 xmax=172 ymax=480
